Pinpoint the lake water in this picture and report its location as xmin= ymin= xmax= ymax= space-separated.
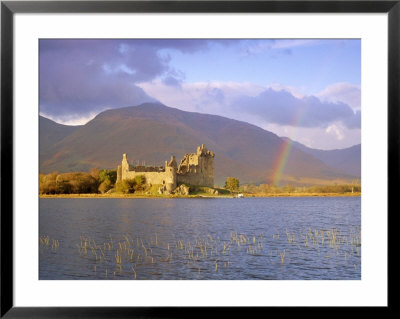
xmin=39 ymin=197 xmax=361 ymax=280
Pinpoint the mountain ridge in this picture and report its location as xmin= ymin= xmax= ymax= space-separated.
xmin=39 ymin=103 xmax=358 ymax=186
xmin=282 ymin=137 xmax=361 ymax=178
xmin=39 ymin=116 xmax=82 ymax=161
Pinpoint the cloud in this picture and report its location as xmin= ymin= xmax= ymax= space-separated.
xmin=317 ymin=82 xmax=361 ymax=110
xmin=270 ymin=39 xmax=321 ymax=50
xmin=262 ymin=122 xmax=360 ymax=150
xmin=231 ymin=88 xmax=360 ymax=129
xmin=162 ymin=76 xmax=182 ymax=88
xmin=39 ymin=39 xmax=231 ymax=120
xmin=242 ymin=39 xmax=324 ymax=56
xmin=342 ymin=110 xmax=361 ymax=129
xmin=137 ymin=80 xmax=266 ymax=115
xmin=138 ymin=80 xmax=361 ymax=130
xmin=39 ymin=110 xmax=104 ymax=126
xmin=326 ymin=124 xmax=345 ymax=141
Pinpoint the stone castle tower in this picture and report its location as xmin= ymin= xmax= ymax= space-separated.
xmin=176 ymin=144 xmax=214 ymax=187
xmin=116 ymin=144 xmax=214 ymax=191
xmin=164 ymin=155 xmax=177 ymax=193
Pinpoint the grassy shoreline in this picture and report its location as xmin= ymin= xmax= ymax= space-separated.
xmin=39 ymin=192 xmax=361 ymax=199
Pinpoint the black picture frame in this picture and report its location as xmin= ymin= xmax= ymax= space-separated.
xmin=1 ymin=0 xmax=395 ymax=317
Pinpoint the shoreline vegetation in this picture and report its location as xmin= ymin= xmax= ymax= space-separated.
xmin=40 ymin=192 xmax=361 ymax=199
xmin=39 ymin=169 xmax=361 ymax=199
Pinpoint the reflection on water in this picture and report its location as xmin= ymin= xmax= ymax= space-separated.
xmin=39 ymin=197 xmax=361 ymax=280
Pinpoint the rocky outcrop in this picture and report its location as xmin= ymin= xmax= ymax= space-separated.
xmin=207 ymin=188 xmax=219 ymax=195
xmin=158 ymin=185 xmax=170 ymax=195
xmin=174 ymin=184 xmax=190 ymax=196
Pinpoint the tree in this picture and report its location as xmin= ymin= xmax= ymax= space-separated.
xmin=55 ymin=172 xmax=98 ymax=194
xmin=99 ymin=169 xmax=117 ymax=185
xmin=39 ymin=171 xmax=58 ymax=194
xmin=225 ymin=177 xmax=240 ymax=192
xmin=282 ymin=184 xmax=295 ymax=193
xmin=115 ymin=179 xmax=136 ymax=194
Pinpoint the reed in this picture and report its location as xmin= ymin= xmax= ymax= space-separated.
xmin=285 ymin=229 xmax=295 ymax=244
xmin=51 ymin=239 xmax=60 ymax=250
xmin=280 ymin=250 xmax=286 ymax=264
xmin=304 ymin=235 xmax=309 ymax=247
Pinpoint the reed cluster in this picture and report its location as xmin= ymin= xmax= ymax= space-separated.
xmin=40 ymin=226 xmax=361 ymax=279
xmin=39 ymin=235 xmax=59 ymax=251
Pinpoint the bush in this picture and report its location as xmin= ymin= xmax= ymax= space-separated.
xmin=98 ymin=178 xmax=112 ymax=194
xmin=133 ymin=175 xmax=146 ymax=191
xmin=114 ymin=175 xmax=146 ymax=194
xmin=39 ymin=171 xmax=99 ymax=194
xmin=55 ymin=172 xmax=98 ymax=194
xmin=115 ymin=179 xmax=136 ymax=194
xmin=239 ymin=183 xmax=361 ymax=194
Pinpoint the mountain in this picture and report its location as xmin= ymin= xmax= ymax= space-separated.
xmin=282 ymin=138 xmax=361 ymax=178
xmin=39 ymin=116 xmax=82 ymax=159
xmin=39 ymin=103 xmax=357 ymax=186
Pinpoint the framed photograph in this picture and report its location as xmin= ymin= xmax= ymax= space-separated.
xmin=1 ymin=0 xmax=395 ymax=316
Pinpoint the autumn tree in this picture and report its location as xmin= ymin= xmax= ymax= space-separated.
xmin=225 ymin=177 xmax=240 ymax=192
xmin=89 ymin=167 xmax=100 ymax=180
xmin=55 ymin=172 xmax=98 ymax=194
xmin=39 ymin=172 xmax=98 ymax=194
xmin=39 ymin=171 xmax=58 ymax=194
xmin=98 ymin=169 xmax=117 ymax=184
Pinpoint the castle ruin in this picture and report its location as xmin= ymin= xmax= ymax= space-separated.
xmin=116 ymin=144 xmax=215 ymax=193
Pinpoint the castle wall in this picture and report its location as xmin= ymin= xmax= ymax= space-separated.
xmin=176 ymin=157 xmax=214 ymax=187
xmin=117 ymin=144 xmax=214 ymax=190
xmin=176 ymin=173 xmax=213 ymax=188
xmin=124 ymin=171 xmax=172 ymax=187
xmin=117 ymin=165 xmax=122 ymax=182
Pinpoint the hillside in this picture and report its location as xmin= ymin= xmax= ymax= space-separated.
xmin=39 ymin=103 xmax=357 ymax=186
xmin=282 ymin=138 xmax=361 ymax=178
xmin=39 ymin=116 xmax=82 ymax=160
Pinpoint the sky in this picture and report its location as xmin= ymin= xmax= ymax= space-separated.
xmin=39 ymin=39 xmax=361 ymax=150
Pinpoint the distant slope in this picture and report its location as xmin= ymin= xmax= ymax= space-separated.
xmin=283 ymin=137 xmax=361 ymax=178
xmin=39 ymin=116 xmax=82 ymax=159
xmin=40 ymin=103 xmax=356 ymax=186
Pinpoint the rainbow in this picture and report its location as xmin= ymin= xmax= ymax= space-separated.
xmin=270 ymin=48 xmax=339 ymax=186
xmin=271 ymin=100 xmax=306 ymax=186
xmin=272 ymin=138 xmax=294 ymax=186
